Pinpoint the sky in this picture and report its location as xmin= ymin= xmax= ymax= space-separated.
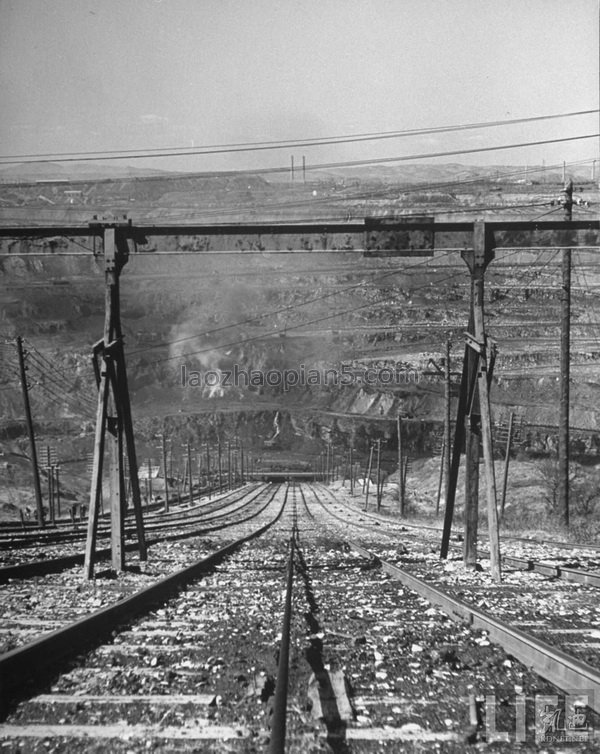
xmin=0 ymin=0 xmax=598 ymax=175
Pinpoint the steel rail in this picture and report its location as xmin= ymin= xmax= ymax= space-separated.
xmin=347 ymin=541 xmax=600 ymax=714
xmin=0 ymin=483 xmax=256 ymax=546
xmin=268 ymin=530 xmax=296 ymax=754
xmin=502 ymin=555 xmax=600 ymax=587
xmin=0 ymin=484 xmax=287 ymax=712
xmin=313 ymin=484 xmax=600 ymax=584
xmin=0 ymin=482 xmax=250 ymax=540
xmin=0 ymin=483 xmax=276 ymax=583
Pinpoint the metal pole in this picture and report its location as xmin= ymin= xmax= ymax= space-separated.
xmin=350 ymin=446 xmax=354 ymax=495
xmin=16 ymin=336 xmax=44 ymax=526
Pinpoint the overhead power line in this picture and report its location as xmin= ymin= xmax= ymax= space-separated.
xmin=0 ymin=136 xmax=597 ymax=176
xmin=0 ymin=110 xmax=596 ymax=165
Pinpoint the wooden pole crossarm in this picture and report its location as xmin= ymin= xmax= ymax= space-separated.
xmin=465 ymin=332 xmax=484 ymax=354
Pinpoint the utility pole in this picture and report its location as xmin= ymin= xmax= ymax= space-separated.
xmin=16 ymin=336 xmax=44 ymax=526
xmin=364 ymin=444 xmax=374 ymax=511
xmin=227 ymin=440 xmax=232 ymax=490
xmin=397 ymin=416 xmax=404 ymax=515
xmin=46 ymin=446 xmax=54 ymax=524
xmin=197 ymin=451 xmax=202 ymax=498
xmin=55 ymin=463 xmax=61 ymax=518
xmin=147 ymin=458 xmax=153 ymax=505
xmin=218 ymin=439 xmax=222 ymax=490
xmin=500 ymin=412 xmax=515 ymax=517
xmin=206 ymin=443 xmax=211 ymax=498
xmin=160 ymin=434 xmax=169 ymax=512
xmin=436 ymin=440 xmax=445 ymax=515
xmin=375 ymin=439 xmax=382 ymax=511
xmin=349 ymin=446 xmax=354 ymax=494
xmin=559 ymin=178 xmax=573 ymax=526
xmin=187 ymin=442 xmax=194 ymax=505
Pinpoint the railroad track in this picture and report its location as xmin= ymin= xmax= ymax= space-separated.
xmin=314 ymin=482 xmax=600 ymax=588
xmin=2 ymin=481 xmax=600 ymax=750
xmin=0 ymin=483 xmax=252 ymax=557
xmin=0 ymin=483 xmax=280 ymax=657
xmin=0 ymin=483 xmax=269 ymax=577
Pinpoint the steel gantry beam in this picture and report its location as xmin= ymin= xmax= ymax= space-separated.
xmin=1 ymin=215 xmax=598 ymax=582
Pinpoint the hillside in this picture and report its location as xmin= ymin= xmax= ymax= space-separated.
xmin=1 ymin=166 xmax=599 ymax=518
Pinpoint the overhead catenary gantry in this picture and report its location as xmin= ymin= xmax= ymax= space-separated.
xmin=1 ymin=215 xmax=598 ymax=581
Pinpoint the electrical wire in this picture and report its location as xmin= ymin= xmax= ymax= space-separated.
xmin=0 ymin=134 xmax=597 ymax=174
xmin=1 ymin=158 xmax=594 ymax=229
xmin=152 ymin=263 xmax=480 ymax=367
xmin=127 ymin=250 xmax=460 ymax=357
xmin=1 ymin=110 xmax=596 ymax=164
